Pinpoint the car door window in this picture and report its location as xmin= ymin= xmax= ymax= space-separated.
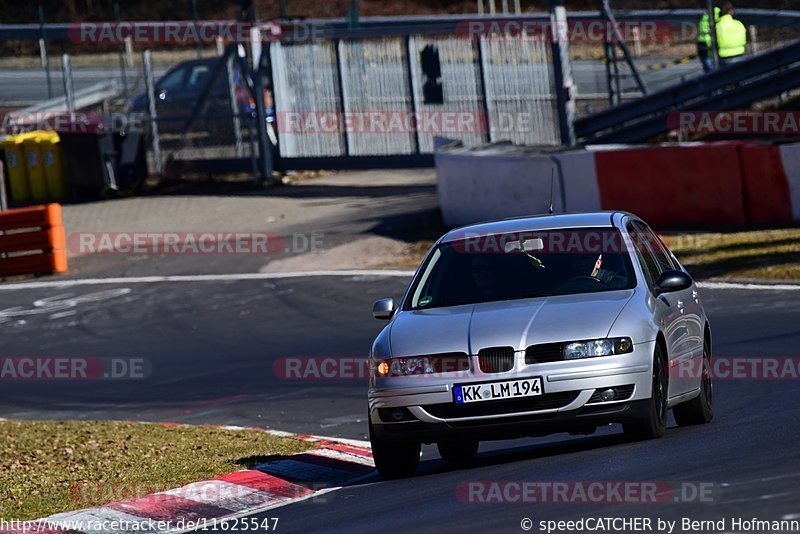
xmin=626 ymin=223 xmax=660 ymax=288
xmin=157 ymin=67 xmax=187 ymax=91
xmin=634 ymin=222 xmax=676 ymax=273
xmin=187 ymin=65 xmax=212 ymax=91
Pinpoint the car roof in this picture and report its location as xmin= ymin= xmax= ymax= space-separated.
xmin=166 ymin=57 xmax=223 ymax=71
xmin=440 ymin=211 xmax=634 ymax=243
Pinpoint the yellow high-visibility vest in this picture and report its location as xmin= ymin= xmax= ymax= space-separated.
xmin=698 ymin=7 xmax=721 ymax=46
xmin=716 ymin=14 xmax=747 ymax=58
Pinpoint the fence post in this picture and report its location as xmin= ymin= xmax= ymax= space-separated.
xmin=250 ymin=26 xmax=273 ymax=184
xmin=404 ymin=36 xmax=421 ymax=154
xmin=38 ymin=5 xmax=53 ymax=100
xmin=749 ymin=25 xmax=758 ymax=54
xmin=192 ymin=0 xmax=202 ymax=59
xmin=549 ymin=0 xmax=576 ymax=146
xmin=124 ymin=36 xmax=134 ymax=67
xmin=143 ymin=50 xmax=162 ymax=174
xmin=474 ymin=35 xmax=492 ymax=144
xmin=334 ymin=39 xmax=351 ymax=156
xmin=114 ymin=2 xmax=129 ymax=95
xmin=0 ymin=161 xmax=8 ymax=211
xmin=61 ymin=54 xmax=76 ymax=118
xmin=226 ymin=53 xmax=245 ymax=157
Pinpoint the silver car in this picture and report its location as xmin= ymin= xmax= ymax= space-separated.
xmin=368 ymin=212 xmax=714 ymax=478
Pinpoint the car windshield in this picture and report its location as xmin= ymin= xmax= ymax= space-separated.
xmin=407 ymin=227 xmax=636 ymax=310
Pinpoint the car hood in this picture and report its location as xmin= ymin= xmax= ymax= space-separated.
xmin=389 ymin=290 xmax=635 ymax=356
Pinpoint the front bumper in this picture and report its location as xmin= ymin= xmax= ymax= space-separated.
xmin=369 ymin=341 xmax=655 ymax=442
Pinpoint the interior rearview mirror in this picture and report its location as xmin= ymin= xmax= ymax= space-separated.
xmin=373 ymin=298 xmax=395 ymax=320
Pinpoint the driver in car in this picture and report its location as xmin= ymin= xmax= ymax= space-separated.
xmin=471 ymin=256 xmax=501 ymax=299
xmin=573 ymin=253 xmax=616 ymax=285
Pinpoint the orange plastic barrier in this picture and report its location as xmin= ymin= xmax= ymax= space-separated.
xmin=736 ymin=143 xmax=793 ymax=224
xmin=594 ymin=145 xmax=747 ymax=227
xmin=0 ymin=203 xmax=67 ymax=277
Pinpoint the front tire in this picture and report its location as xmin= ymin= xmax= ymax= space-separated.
xmin=624 ymin=343 xmax=668 ymax=440
xmin=369 ymin=420 xmax=420 ymax=479
xmin=437 ymin=439 xmax=479 ymax=465
xmin=673 ymin=340 xmax=714 ymax=426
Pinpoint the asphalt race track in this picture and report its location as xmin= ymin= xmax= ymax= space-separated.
xmin=1 ymin=276 xmax=800 ymax=532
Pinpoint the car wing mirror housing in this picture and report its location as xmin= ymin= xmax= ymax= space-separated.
xmin=654 ymin=270 xmax=693 ymax=295
xmin=373 ymin=298 xmax=395 ymax=320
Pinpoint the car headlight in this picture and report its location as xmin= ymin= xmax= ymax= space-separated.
xmin=372 ymin=353 xmax=470 ymax=378
xmin=373 ymin=356 xmax=435 ymax=377
xmin=563 ymin=337 xmax=633 ymax=360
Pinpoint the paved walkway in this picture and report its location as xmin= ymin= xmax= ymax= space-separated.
xmin=58 ymin=169 xmax=437 ymax=278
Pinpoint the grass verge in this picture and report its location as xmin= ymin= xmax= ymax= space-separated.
xmin=0 ymin=420 xmax=311 ymax=521
xmin=662 ymin=228 xmax=800 ymax=281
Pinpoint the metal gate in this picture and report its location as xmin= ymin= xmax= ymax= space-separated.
xmin=269 ymin=29 xmax=561 ymax=169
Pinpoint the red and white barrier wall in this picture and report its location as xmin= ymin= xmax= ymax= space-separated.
xmin=435 ymin=141 xmax=800 ymax=228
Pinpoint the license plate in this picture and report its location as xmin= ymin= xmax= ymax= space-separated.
xmin=453 ymin=377 xmax=543 ymax=404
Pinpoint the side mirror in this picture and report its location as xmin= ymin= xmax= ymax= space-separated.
xmin=372 ymin=298 xmax=395 ymax=320
xmin=654 ymin=270 xmax=693 ymax=295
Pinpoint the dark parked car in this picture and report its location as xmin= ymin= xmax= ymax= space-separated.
xmin=129 ymin=57 xmax=275 ymax=140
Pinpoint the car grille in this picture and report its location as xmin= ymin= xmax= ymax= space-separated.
xmin=587 ymin=384 xmax=635 ymax=403
xmin=525 ymin=343 xmax=564 ymax=364
xmin=478 ymin=347 xmax=515 ymax=373
xmin=431 ymin=352 xmax=471 ymax=373
xmin=423 ymin=391 xmax=580 ymax=419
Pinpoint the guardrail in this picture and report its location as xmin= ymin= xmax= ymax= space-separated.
xmin=8 ymin=81 xmax=120 ymax=118
xmin=0 ymin=203 xmax=67 ymax=278
xmin=575 ymin=38 xmax=800 ymax=144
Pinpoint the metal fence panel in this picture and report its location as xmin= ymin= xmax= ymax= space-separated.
xmin=271 ymin=41 xmax=344 ymax=157
xmin=480 ymin=35 xmax=560 ymax=146
xmin=409 ymin=35 xmax=487 ymax=153
xmin=339 ymin=37 xmax=416 ymax=156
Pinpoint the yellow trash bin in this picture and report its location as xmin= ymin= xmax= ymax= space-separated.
xmin=22 ymin=132 xmax=48 ymax=202
xmin=40 ymin=132 xmax=68 ymax=201
xmin=2 ymin=133 xmax=31 ymax=202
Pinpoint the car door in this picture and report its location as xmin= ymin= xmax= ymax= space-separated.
xmin=634 ymin=222 xmax=700 ymax=396
xmin=626 ymin=221 xmax=688 ymax=399
xmin=645 ymin=226 xmax=705 ymax=392
xmin=154 ymin=65 xmax=189 ymax=132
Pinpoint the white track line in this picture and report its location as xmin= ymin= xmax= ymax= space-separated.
xmin=697 ymin=281 xmax=800 ymax=291
xmin=0 ymin=270 xmax=416 ymax=290
xmin=0 ymin=271 xmax=798 ymax=292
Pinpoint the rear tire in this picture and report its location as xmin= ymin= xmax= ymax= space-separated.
xmin=673 ymin=340 xmax=714 ymax=426
xmin=624 ymin=343 xmax=668 ymax=440
xmin=437 ymin=439 xmax=479 ymax=465
xmin=369 ymin=420 xmax=420 ymax=479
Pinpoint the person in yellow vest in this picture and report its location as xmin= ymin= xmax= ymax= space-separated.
xmin=716 ymin=2 xmax=747 ymax=65
xmin=697 ymin=5 xmax=721 ymax=72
